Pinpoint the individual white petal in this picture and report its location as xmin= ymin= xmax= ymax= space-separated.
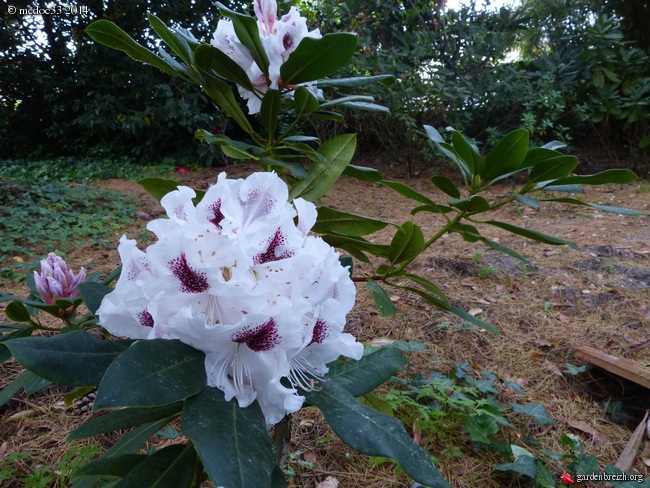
xmin=293 ymin=198 xmax=317 ymax=236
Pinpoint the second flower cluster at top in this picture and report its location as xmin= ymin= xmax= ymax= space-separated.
xmin=97 ymin=172 xmax=362 ymax=425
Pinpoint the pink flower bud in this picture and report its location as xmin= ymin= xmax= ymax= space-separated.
xmin=34 ymin=253 xmax=86 ymax=305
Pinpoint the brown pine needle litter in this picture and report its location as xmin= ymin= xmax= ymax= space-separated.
xmin=2 ymin=160 xmax=649 ymax=487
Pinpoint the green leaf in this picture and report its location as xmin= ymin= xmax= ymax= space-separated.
xmin=147 ymin=14 xmax=192 ymax=65
xmin=410 ymin=204 xmax=454 ymax=215
xmin=452 ymin=131 xmax=484 ymax=176
xmin=321 ymin=234 xmax=390 ymax=262
xmin=527 ymin=155 xmax=579 ymax=184
xmin=513 ymin=194 xmax=540 ymax=209
xmin=359 ymin=393 xmax=394 ymax=416
xmin=217 ymin=3 xmax=269 ymax=74
xmin=319 ymin=95 xmax=374 ymax=108
xmin=493 ymin=455 xmax=537 ymax=478
xmin=0 ymin=370 xmax=51 ymax=407
xmin=484 ymin=129 xmax=529 ymax=180
xmin=475 ymin=236 xmax=529 ymax=265
xmin=289 ymin=134 xmax=357 ymax=202
xmin=137 ymin=178 xmax=181 ymax=202
xmin=464 ymin=414 xmax=499 ymax=444
xmin=194 ymin=44 xmax=254 ymax=91
xmin=310 ymin=110 xmax=344 ymax=122
xmin=403 ymin=274 xmax=450 ymax=308
xmin=260 ymin=89 xmax=282 ymax=138
xmin=6 ymin=331 xmax=132 ymax=386
xmin=542 ymin=184 xmax=583 ymax=193
xmin=22 ymin=370 xmax=52 ymax=395
xmin=534 ymin=461 xmax=556 ymax=488
xmin=259 ymin=157 xmax=307 ymax=178
xmin=94 ymin=340 xmax=206 ymax=410
xmin=483 ymin=220 xmax=578 ymax=248
xmin=0 ymin=327 xmax=33 ymax=364
xmin=547 ymin=169 xmax=638 ymax=186
xmin=325 ymin=347 xmax=407 ymax=397
xmin=78 ymin=282 xmax=113 ymax=317
xmin=366 ymin=279 xmax=397 ymax=317
xmin=112 ymin=444 xmax=197 ymax=488
xmin=5 ymin=301 xmax=31 ymax=322
xmin=540 ymin=197 xmax=645 ymax=216
xmin=312 ymin=207 xmax=390 ymax=237
xmin=389 ymin=222 xmax=425 ymax=265
xmin=448 ymin=195 xmax=490 ymax=213
xmin=381 ymin=180 xmax=435 ymax=206
xmin=569 ymin=453 xmax=600 ymax=476
xmin=316 ymin=74 xmax=395 ymax=87
xmin=72 ymin=454 xmax=147 ymax=479
xmin=424 ymin=126 xmax=471 ymax=179
xmin=304 ymin=381 xmax=449 ymax=487
xmin=69 ymin=403 xmax=183 ymax=440
xmin=85 ymin=21 xmax=177 ymax=76
xmin=521 ymin=147 xmax=563 ymax=168
xmin=281 ymin=33 xmax=358 ymax=85
xmin=107 ymin=419 xmax=172 ymax=457
xmin=509 ymin=402 xmax=557 ymax=425
xmin=431 ymin=175 xmax=461 ymax=198
xmin=343 ymin=164 xmax=384 ymax=182
xmin=449 ymin=305 xmax=500 ymax=334
xmin=338 ymin=101 xmax=390 ymax=112
xmin=293 ymin=86 xmax=320 ymax=117
xmin=182 ymin=388 xmax=276 ymax=488
xmin=202 ymin=75 xmax=254 ymax=134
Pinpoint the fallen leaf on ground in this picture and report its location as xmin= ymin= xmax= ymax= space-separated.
xmin=615 ymin=410 xmax=649 ymax=472
xmin=316 ymin=476 xmax=339 ymax=488
xmin=468 ymin=308 xmax=483 ymax=316
xmin=566 ymin=418 xmax=611 ymax=446
xmin=369 ymin=337 xmax=395 ymax=346
xmin=303 ymin=451 xmax=318 ymax=464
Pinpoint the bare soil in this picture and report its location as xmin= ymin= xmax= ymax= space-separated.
xmin=1 ymin=159 xmax=649 ymax=487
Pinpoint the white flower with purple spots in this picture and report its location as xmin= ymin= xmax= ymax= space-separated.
xmin=97 ymin=171 xmax=362 ymax=425
xmin=210 ymin=0 xmax=322 ymax=114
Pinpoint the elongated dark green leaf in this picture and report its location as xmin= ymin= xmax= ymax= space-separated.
xmin=513 ymin=194 xmax=540 ymax=209
xmin=448 ymin=195 xmax=490 ymax=213
xmin=281 ymin=33 xmax=357 ymax=85
xmin=69 ymin=403 xmax=183 ymax=440
xmin=521 ymin=147 xmax=563 ymax=169
xmin=114 ymin=444 xmax=197 ymax=488
xmin=366 ymin=279 xmax=397 ymax=317
xmin=424 ymin=126 xmax=470 ymax=179
xmin=320 ymin=95 xmax=374 ymax=108
xmin=312 ymin=207 xmax=390 ymax=236
xmin=475 ymin=236 xmax=529 ymax=265
xmin=493 ymin=455 xmax=538 ymax=478
xmin=293 ymin=86 xmax=320 ymax=117
xmin=289 ymin=134 xmax=357 ymax=202
xmin=259 ymin=157 xmax=308 ymax=178
xmin=541 ymin=198 xmax=645 ymax=216
xmin=194 ymin=44 xmax=254 ymax=91
xmin=78 ymin=282 xmax=113 ymax=317
xmin=324 ymin=348 xmax=407 ymax=397
xmin=137 ymin=178 xmax=181 ymax=202
xmin=310 ymin=110 xmax=344 ymax=122
xmin=484 ymin=129 xmax=529 ymax=180
xmin=343 ymin=164 xmax=384 ymax=181
xmin=95 ymin=340 xmax=205 ymax=410
xmin=483 ymin=221 xmax=578 ymax=248
xmin=0 ymin=293 xmax=60 ymax=315
xmin=85 ymin=21 xmax=176 ymax=76
xmin=389 ymin=222 xmax=425 ymax=265
xmin=403 ymin=274 xmax=450 ymax=308
xmin=305 ymin=381 xmax=450 ymax=487
xmin=381 ymin=180 xmax=435 ymax=206
xmin=5 ymin=301 xmax=31 ymax=322
xmin=147 ymin=14 xmax=192 ymax=65
xmin=449 ymin=306 xmax=500 ymax=334
xmin=392 ymin=285 xmax=451 ymax=313
xmin=108 ymin=419 xmax=173 ymax=456
xmin=316 ymin=74 xmax=395 ymax=87
xmin=431 ymin=175 xmax=461 ymax=198
xmin=527 ymin=156 xmax=579 ymax=184
xmin=410 ymin=204 xmax=454 ymax=215
xmin=72 ymin=454 xmax=147 ymax=479
xmin=183 ymin=388 xmax=276 ymax=488
xmin=321 ymin=235 xmax=390 ymax=259
xmin=452 ymin=131 xmax=484 ymax=176
xmin=260 ymin=89 xmax=282 ymax=138
xmin=217 ymin=3 xmax=269 ymax=74
xmin=546 ymin=169 xmax=638 ymax=186
xmin=202 ymin=75 xmax=254 ymax=134
xmin=542 ymin=184 xmax=583 ymax=193
xmin=1 ymin=327 xmax=33 ymax=363
xmin=339 ymin=101 xmax=390 ymax=112
xmin=509 ymin=403 xmax=557 ymax=425
xmin=0 ymin=370 xmax=51 ymax=407
xmin=6 ymin=331 xmax=133 ymax=386
xmin=284 ymin=135 xmax=319 ymax=143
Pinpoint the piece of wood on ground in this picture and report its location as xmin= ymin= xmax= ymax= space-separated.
xmin=614 ymin=410 xmax=649 ymax=472
xmin=574 ymin=346 xmax=650 ymax=389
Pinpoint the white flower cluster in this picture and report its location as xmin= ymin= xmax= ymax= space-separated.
xmin=97 ymin=172 xmax=362 ymax=425
xmin=211 ymin=0 xmax=322 ymax=113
